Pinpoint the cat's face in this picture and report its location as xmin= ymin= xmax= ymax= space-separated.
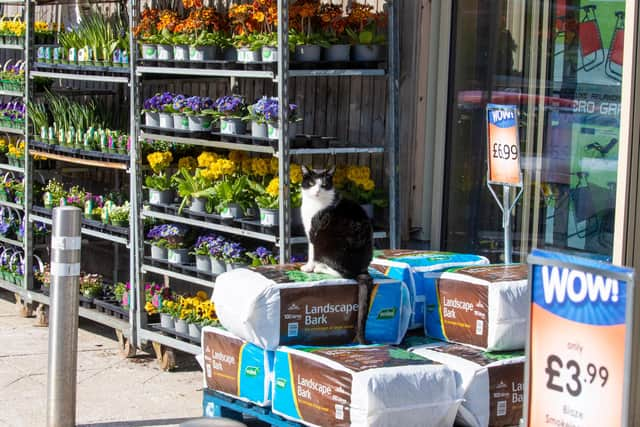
xmin=301 ymin=166 xmax=336 ymax=201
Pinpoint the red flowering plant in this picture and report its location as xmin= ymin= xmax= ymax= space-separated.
xmin=345 ymin=2 xmax=387 ymax=45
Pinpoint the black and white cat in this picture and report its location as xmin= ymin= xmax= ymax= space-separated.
xmin=300 ymin=165 xmax=374 ymax=278
xmin=300 ymin=166 xmax=374 ymax=344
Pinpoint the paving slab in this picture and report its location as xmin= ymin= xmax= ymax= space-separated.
xmin=0 ymin=290 xmax=203 ymax=427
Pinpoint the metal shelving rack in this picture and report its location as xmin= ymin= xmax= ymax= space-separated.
xmin=130 ymin=0 xmax=399 ymax=358
xmin=0 ymin=0 xmax=139 ymax=349
xmin=1 ymin=0 xmax=399 ymax=363
xmin=0 ymin=0 xmax=30 ymax=306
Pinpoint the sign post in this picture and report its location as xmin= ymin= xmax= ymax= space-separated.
xmin=486 ymin=104 xmax=523 ymax=264
xmin=525 ymin=249 xmax=634 ymax=426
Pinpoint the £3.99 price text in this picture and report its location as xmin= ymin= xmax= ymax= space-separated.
xmin=545 ymin=354 xmax=609 ymax=397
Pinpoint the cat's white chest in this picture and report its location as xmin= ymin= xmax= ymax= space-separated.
xmin=301 ymin=198 xmax=325 ymax=236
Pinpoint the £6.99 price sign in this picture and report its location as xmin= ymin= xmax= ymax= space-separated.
xmin=526 ymin=250 xmax=634 ymax=427
xmin=486 ymin=104 xmax=522 ymax=186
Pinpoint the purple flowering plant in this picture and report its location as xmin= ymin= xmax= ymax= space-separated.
xmin=222 ymin=241 xmax=248 ymax=264
xmin=209 ymin=95 xmax=248 ymax=119
xmin=247 ymin=246 xmax=277 ymax=266
xmin=146 ymin=223 xmax=188 ymax=249
xmin=0 ymin=101 xmax=26 ymax=122
xmin=182 ymin=96 xmax=214 ymax=116
xmin=245 ymin=97 xmax=300 ymax=124
xmin=192 ymin=234 xmax=219 ymax=256
xmin=208 ymin=236 xmax=227 ymax=260
xmin=142 ymin=92 xmax=177 ymax=114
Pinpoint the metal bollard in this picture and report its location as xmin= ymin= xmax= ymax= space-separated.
xmin=46 ymin=207 xmax=82 ymax=427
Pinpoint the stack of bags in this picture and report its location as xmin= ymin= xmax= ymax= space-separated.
xmin=202 ymin=252 xmax=529 ymax=427
xmin=202 ymin=263 xmax=461 ymax=426
xmin=371 ymin=251 xmax=528 ymax=427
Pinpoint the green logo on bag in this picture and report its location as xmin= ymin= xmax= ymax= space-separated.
xmin=145 ymin=47 xmax=156 ymax=56
xmin=276 ymin=378 xmax=287 ymax=389
xmin=263 ymin=50 xmax=271 ymax=59
xmin=221 ymin=121 xmax=228 ymax=130
xmin=245 ymin=366 xmax=260 ymax=377
xmin=377 ymin=307 xmax=397 ymax=320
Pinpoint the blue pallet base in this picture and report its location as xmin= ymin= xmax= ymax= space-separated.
xmin=202 ymin=389 xmax=302 ymax=427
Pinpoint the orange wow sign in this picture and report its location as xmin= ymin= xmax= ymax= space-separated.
xmin=486 ymin=104 xmax=522 ymax=186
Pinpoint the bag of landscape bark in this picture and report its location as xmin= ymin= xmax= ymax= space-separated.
xmin=427 ymin=264 xmax=528 ymax=351
xmin=370 ymin=250 xmax=490 ymax=330
xmin=272 ymin=345 xmax=461 ymax=427
xmin=212 ymin=264 xmax=411 ymax=350
xmin=201 ymin=326 xmax=274 ymax=406
xmin=409 ymin=341 xmax=525 ymax=427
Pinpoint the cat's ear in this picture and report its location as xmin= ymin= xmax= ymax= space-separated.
xmin=326 ymin=165 xmax=336 ymax=176
xmin=301 ymin=165 xmax=311 ymax=175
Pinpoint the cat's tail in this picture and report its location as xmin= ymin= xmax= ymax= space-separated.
xmin=355 ymin=272 xmax=374 ymax=345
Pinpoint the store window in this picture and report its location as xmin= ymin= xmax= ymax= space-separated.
xmin=441 ymin=0 xmax=625 ymax=262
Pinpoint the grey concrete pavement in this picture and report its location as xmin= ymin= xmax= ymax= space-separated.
xmin=0 ymin=290 xmax=204 ymax=427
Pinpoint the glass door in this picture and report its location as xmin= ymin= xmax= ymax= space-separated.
xmin=441 ymin=0 xmax=626 ymax=262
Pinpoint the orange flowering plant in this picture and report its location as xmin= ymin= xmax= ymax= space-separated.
xmin=288 ymin=0 xmax=330 ymax=48
xmin=345 ymin=2 xmax=387 ymax=45
xmin=134 ymin=3 xmax=230 ymax=48
xmin=229 ymin=0 xmax=278 ymax=50
xmin=318 ymin=3 xmax=348 ymax=44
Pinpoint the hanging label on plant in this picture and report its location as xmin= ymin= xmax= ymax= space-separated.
xmin=486 ymin=104 xmax=522 ymax=186
xmin=40 ymin=126 xmax=46 ymax=140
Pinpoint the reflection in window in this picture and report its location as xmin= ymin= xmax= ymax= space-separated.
xmin=442 ymin=0 xmax=624 ymax=262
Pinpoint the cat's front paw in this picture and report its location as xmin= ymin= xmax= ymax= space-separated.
xmin=301 ymin=262 xmax=315 ymax=273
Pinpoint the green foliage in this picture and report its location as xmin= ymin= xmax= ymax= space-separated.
xmin=288 ymin=29 xmax=331 ymax=49
xmin=172 ymin=168 xmax=217 ymax=214
xmin=345 ymin=23 xmax=386 ymax=45
xmin=213 ymin=175 xmax=252 ymax=213
xmin=109 ymin=202 xmax=130 ymax=223
xmin=145 ymin=173 xmax=174 ymax=191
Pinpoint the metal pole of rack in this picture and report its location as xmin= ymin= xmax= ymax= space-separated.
xmin=387 ymin=0 xmax=400 ymax=248
xmin=23 ymin=0 xmax=33 ymax=292
xmin=46 ymin=207 xmax=81 ymax=427
xmin=129 ymin=0 xmax=142 ymax=345
xmin=277 ymin=0 xmax=291 ymax=264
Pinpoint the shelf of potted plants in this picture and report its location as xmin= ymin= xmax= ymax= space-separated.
xmin=30 ymin=214 xmax=130 ymax=246
xmin=31 ymin=11 xmax=130 ymax=83
xmin=126 ymin=0 xmax=398 ymax=359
